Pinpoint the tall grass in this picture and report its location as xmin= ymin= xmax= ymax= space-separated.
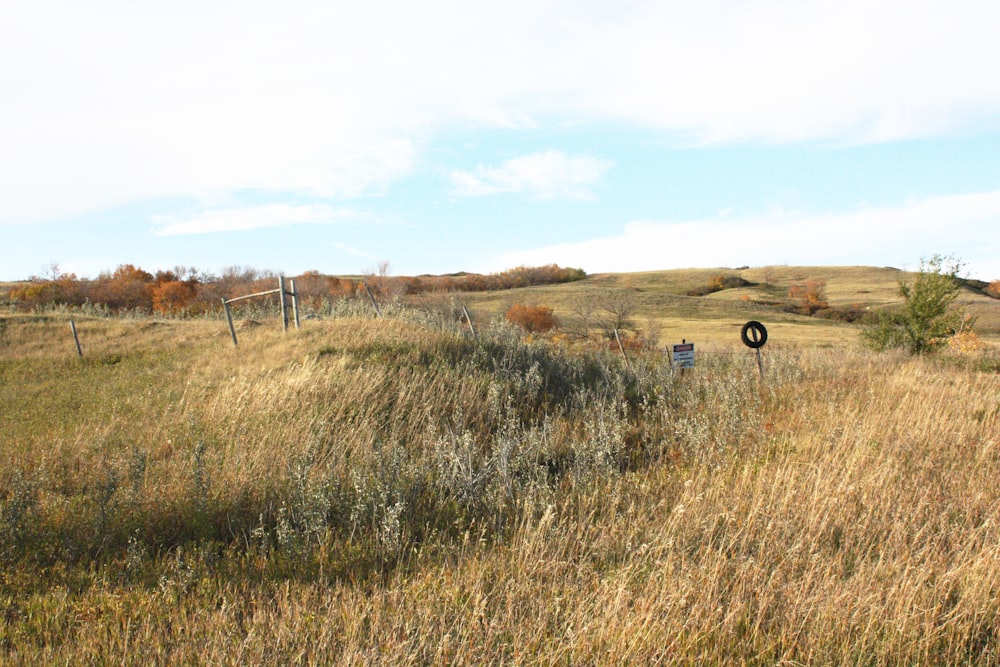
xmin=1 ymin=308 xmax=998 ymax=664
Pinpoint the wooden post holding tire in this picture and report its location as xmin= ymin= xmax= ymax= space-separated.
xmin=741 ymin=320 xmax=768 ymax=380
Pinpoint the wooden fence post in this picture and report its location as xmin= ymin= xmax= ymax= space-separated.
xmin=70 ymin=319 xmax=83 ymax=357
xmin=462 ymin=305 xmax=476 ymax=339
xmin=290 ymin=278 xmax=301 ymax=330
xmin=364 ymin=282 xmax=383 ymax=318
xmin=614 ymin=328 xmax=632 ymax=373
xmin=278 ymin=276 xmax=289 ymax=332
xmin=222 ymin=298 xmax=238 ymax=346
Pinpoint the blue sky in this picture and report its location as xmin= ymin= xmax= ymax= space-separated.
xmin=3 ymin=1 xmax=1000 ymax=282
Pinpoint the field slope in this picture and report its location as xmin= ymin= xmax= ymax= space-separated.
xmin=1 ymin=271 xmax=1000 ymax=664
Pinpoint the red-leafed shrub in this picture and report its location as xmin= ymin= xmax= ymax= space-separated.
xmin=505 ymin=304 xmax=557 ymax=333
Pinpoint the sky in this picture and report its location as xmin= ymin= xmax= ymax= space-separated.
xmin=3 ymin=0 xmax=1000 ymax=282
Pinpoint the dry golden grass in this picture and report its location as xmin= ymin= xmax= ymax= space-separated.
xmin=2 ymin=294 xmax=1000 ymax=664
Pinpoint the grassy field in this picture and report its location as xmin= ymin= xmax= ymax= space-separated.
xmin=2 ymin=266 xmax=1000 ymax=664
xmin=455 ymin=265 xmax=1000 ymax=348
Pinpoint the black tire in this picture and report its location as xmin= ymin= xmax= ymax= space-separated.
xmin=741 ymin=321 xmax=768 ymax=348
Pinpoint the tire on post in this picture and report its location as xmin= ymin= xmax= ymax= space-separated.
xmin=741 ymin=320 xmax=768 ymax=349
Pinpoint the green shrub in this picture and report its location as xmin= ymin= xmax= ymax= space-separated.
xmin=860 ymin=255 xmax=969 ymax=355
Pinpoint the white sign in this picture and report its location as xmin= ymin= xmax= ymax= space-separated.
xmin=672 ymin=342 xmax=695 ymax=369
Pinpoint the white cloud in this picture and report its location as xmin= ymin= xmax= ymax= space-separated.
xmin=3 ymin=1 xmax=1000 ymax=225
xmin=152 ymin=204 xmax=360 ymax=235
xmin=451 ymin=151 xmax=613 ymax=199
xmin=491 ymin=191 xmax=1000 ymax=281
xmin=573 ymin=0 xmax=1000 ymax=144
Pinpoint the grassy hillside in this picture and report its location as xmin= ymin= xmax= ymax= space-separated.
xmin=5 ymin=264 xmax=997 ymax=346
xmin=2 ymin=269 xmax=1000 ymax=664
xmin=457 ymin=265 xmax=1000 ymax=347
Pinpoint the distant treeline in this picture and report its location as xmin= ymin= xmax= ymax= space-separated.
xmin=7 ymin=264 xmax=586 ymax=315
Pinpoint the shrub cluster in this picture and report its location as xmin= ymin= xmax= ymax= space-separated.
xmin=8 ymin=264 xmax=586 ymax=315
xmin=812 ymin=304 xmax=868 ymax=322
xmin=788 ymin=278 xmax=829 ymax=315
xmin=505 ymin=304 xmax=557 ymax=333
xmin=430 ymin=264 xmax=586 ymax=292
xmin=686 ymin=274 xmax=751 ymax=297
xmin=9 ymin=265 xmax=290 ymax=315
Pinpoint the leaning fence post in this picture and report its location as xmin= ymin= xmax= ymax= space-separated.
xmin=462 ymin=305 xmax=476 ymax=339
xmin=614 ymin=328 xmax=632 ymax=373
xmin=364 ymin=282 xmax=383 ymax=318
xmin=70 ymin=319 xmax=83 ymax=357
xmin=222 ymin=298 xmax=238 ymax=346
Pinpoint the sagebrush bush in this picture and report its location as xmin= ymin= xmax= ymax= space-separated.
xmin=0 ymin=307 xmax=773 ymax=572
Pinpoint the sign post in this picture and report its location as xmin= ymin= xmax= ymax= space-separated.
xmin=672 ymin=340 xmax=695 ymax=372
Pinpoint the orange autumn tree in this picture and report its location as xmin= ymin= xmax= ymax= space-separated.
xmin=788 ymin=278 xmax=829 ymax=315
xmin=150 ymin=279 xmax=199 ymax=314
xmin=92 ymin=264 xmax=155 ymax=312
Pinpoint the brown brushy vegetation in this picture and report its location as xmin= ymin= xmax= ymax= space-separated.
xmin=2 ymin=303 xmax=1000 ymax=664
xmin=788 ymin=278 xmax=830 ymax=315
xmin=686 ymin=273 xmax=751 ymax=296
xmin=8 ymin=263 xmax=586 ymax=315
xmin=505 ymin=303 xmax=558 ymax=333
